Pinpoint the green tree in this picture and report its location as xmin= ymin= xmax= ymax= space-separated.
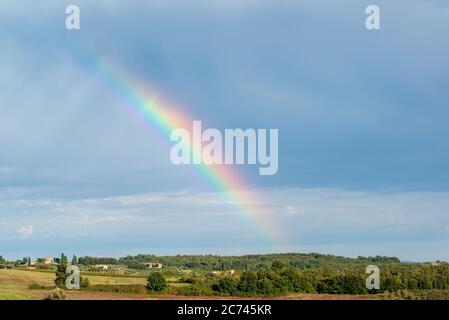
xmin=256 ymin=278 xmax=275 ymax=295
xmin=60 ymin=253 xmax=68 ymax=265
xmin=55 ymin=263 xmax=67 ymax=288
xmin=382 ymin=274 xmax=405 ymax=292
xmin=282 ymin=268 xmax=315 ymax=293
xmin=215 ymin=277 xmax=238 ymax=295
xmin=238 ymin=271 xmax=258 ymax=293
xmin=147 ymin=272 xmax=167 ymax=292
xmin=335 ymin=273 xmax=367 ymax=294
xmin=273 ymin=275 xmax=293 ymax=293
xmin=71 ymin=255 xmax=78 ymax=266
xmin=55 ymin=253 xmax=68 ymax=288
xmin=271 ymin=260 xmax=286 ymax=272
xmin=317 ymin=276 xmax=338 ymax=294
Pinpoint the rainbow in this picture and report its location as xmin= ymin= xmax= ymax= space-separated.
xmin=68 ymin=46 xmax=283 ymax=245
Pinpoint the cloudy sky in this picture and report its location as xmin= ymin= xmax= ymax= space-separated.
xmin=1 ymin=0 xmax=448 ymax=261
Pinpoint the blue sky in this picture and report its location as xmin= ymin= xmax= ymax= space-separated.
xmin=1 ymin=0 xmax=449 ymax=261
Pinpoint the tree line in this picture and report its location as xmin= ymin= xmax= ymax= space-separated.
xmin=201 ymin=261 xmax=449 ymax=296
xmin=74 ymin=253 xmax=401 ymax=271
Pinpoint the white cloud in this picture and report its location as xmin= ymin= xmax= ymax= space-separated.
xmin=17 ymin=225 xmax=33 ymax=238
xmin=3 ymin=187 xmax=449 ymax=239
xmin=1 ymin=187 xmax=449 ymax=260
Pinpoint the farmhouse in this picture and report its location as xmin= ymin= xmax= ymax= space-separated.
xmin=43 ymin=257 xmax=54 ymax=265
xmin=95 ymin=264 xmax=109 ymax=270
xmin=144 ymin=262 xmax=162 ymax=269
xmin=209 ymin=269 xmax=236 ymax=276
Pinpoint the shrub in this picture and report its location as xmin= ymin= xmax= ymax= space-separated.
xmin=281 ymin=269 xmax=315 ymax=293
xmin=256 ymin=278 xmax=275 ymax=295
xmin=179 ymin=276 xmax=199 ymax=284
xmin=381 ymin=289 xmax=449 ymax=300
xmin=382 ymin=274 xmax=406 ymax=292
xmin=54 ymin=264 xmax=68 ymax=288
xmin=317 ymin=273 xmax=367 ymax=294
xmin=80 ymin=276 xmax=90 ymax=288
xmin=46 ymin=288 xmax=66 ymax=300
xmin=214 ymin=277 xmax=239 ymax=295
xmin=87 ymin=284 xmax=146 ymax=294
xmin=29 ymin=283 xmax=56 ymax=290
xmin=238 ymin=271 xmax=258 ymax=293
xmin=147 ymin=272 xmax=167 ymax=292
xmin=29 ymin=283 xmax=42 ymax=290
xmin=173 ymin=283 xmax=215 ymax=296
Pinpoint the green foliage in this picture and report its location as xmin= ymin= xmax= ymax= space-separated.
xmin=238 ymin=271 xmax=258 ymax=293
xmin=178 ymin=276 xmax=199 ymax=284
xmin=82 ymin=253 xmax=401 ymax=271
xmin=256 ymin=278 xmax=275 ymax=295
xmin=78 ymin=256 xmax=121 ymax=265
xmin=317 ymin=273 xmax=367 ymax=294
xmin=87 ymin=284 xmax=146 ymax=294
xmin=80 ymin=276 xmax=90 ymax=288
xmin=48 ymin=252 xmax=449 ymax=297
xmin=146 ymin=272 xmax=167 ymax=292
xmin=28 ymin=283 xmax=51 ymax=290
xmin=381 ymin=289 xmax=449 ymax=300
xmin=213 ymin=277 xmax=239 ymax=295
xmin=213 ymin=268 xmax=316 ymax=296
xmin=382 ymin=274 xmax=405 ymax=292
xmin=60 ymin=253 xmax=68 ymax=265
xmin=167 ymin=282 xmax=214 ymax=296
xmin=281 ymin=269 xmax=315 ymax=293
xmin=55 ymin=264 xmax=67 ymax=288
xmin=271 ymin=259 xmax=286 ymax=271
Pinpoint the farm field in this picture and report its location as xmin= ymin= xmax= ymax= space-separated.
xmin=0 ymin=269 xmax=147 ymax=300
xmin=0 ymin=269 xmax=376 ymax=300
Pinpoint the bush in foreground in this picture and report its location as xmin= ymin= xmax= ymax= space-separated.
xmin=147 ymin=272 xmax=167 ymax=292
xmin=86 ymin=284 xmax=147 ymax=295
xmin=46 ymin=288 xmax=66 ymax=300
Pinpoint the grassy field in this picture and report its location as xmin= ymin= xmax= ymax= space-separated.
xmin=0 ymin=269 xmax=148 ymax=300
xmin=0 ymin=269 xmax=49 ymax=300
